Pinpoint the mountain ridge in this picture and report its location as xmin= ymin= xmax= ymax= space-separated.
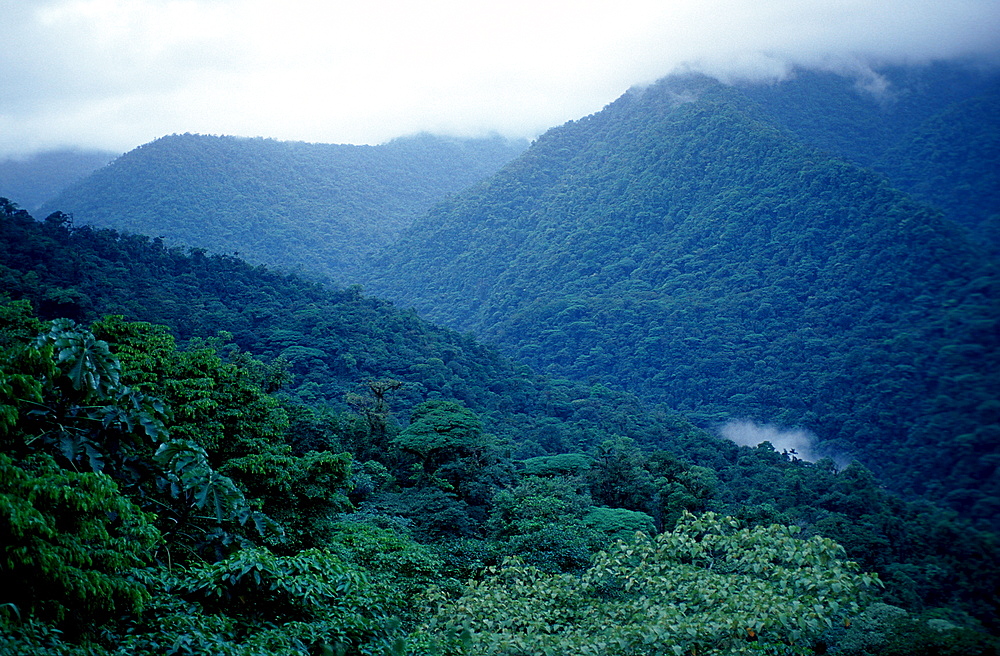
xmin=358 ymin=72 xmax=999 ymax=517
xmin=42 ymin=132 xmax=528 ymax=282
xmin=20 ymin=64 xmax=1000 ymax=519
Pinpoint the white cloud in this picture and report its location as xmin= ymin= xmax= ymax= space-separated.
xmin=720 ymin=419 xmax=819 ymax=462
xmin=2 ymin=0 xmax=999 ymax=155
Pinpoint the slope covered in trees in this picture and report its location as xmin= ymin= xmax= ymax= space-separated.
xmin=0 ymin=147 xmax=119 ymax=212
xmin=734 ymin=63 xmax=1000 ymax=253
xmin=877 ymin=88 xmax=1000 ymax=257
xmin=360 ymin=71 xmax=1000 ymax=524
xmin=41 ymin=132 xmax=527 ymax=282
xmin=2 ymin=199 xmax=999 ymax=653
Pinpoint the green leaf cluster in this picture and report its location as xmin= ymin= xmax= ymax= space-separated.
xmin=421 ymin=512 xmax=881 ymax=656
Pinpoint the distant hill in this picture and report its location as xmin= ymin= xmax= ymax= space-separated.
xmin=877 ymin=87 xmax=1000 ymax=256
xmin=360 ymin=70 xmax=1000 ymax=518
xmin=0 ymin=147 xmax=119 ymax=212
xmin=42 ymin=132 xmax=528 ymax=282
xmin=734 ymin=63 xmax=1000 ymax=253
xmin=0 ymin=195 xmax=715 ymax=463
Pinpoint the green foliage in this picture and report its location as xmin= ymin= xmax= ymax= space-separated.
xmin=488 ymin=476 xmax=593 ymax=538
xmin=325 ymin=518 xmax=445 ymax=630
xmin=114 ymin=548 xmax=388 ymax=656
xmin=175 ymin=546 xmax=366 ymax=620
xmin=422 ymin=512 xmax=881 ymax=655
xmin=41 ymin=317 xmax=121 ymax=398
xmin=390 ymin=400 xmax=509 ymax=515
xmin=0 ymin=315 xmax=168 ymax=473
xmin=587 ymin=436 xmax=657 ymax=512
xmin=520 ymin=452 xmax=593 ymax=477
xmin=393 ymin=400 xmax=486 ymax=462
xmin=360 ymin=69 xmax=999 ymax=526
xmin=582 ymin=506 xmax=656 ymax=541
xmin=363 ymin=487 xmax=479 ymax=542
xmin=824 ymin=602 xmax=1000 ymax=656
xmin=222 ymin=448 xmax=353 ymax=549
xmin=0 ymin=453 xmax=159 ymax=630
xmin=90 ymin=315 xmax=289 ymax=465
xmin=41 ymin=133 xmax=527 ymax=282
xmin=0 ymin=314 xmax=285 ymax=555
xmin=155 ymin=439 xmax=283 ymax=540
xmin=486 ymin=474 xmax=602 ymax=573
xmin=0 ymin=308 xmax=388 ymax=654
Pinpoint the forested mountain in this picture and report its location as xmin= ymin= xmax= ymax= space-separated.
xmin=360 ymin=70 xmax=1000 ymax=525
xmin=3 ymin=198 xmax=999 ymax=655
xmin=734 ymin=63 xmax=1000 ymax=254
xmin=876 ymin=88 xmax=1000 ymax=256
xmin=3 ymin=62 xmax=999 ymax=655
xmin=0 ymin=147 xmax=119 ymax=212
xmin=41 ymin=132 xmax=527 ymax=281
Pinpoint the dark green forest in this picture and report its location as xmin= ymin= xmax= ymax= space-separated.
xmin=733 ymin=64 xmax=1000 ymax=255
xmin=360 ymin=70 xmax=1000 ymax=526
xmin=40 ymin=133 xmax=528 ymax=282
xmin=1 ymin=62 xmax=999 ymax=655
xmin=1 ymin=198 xmax=998 ymax=654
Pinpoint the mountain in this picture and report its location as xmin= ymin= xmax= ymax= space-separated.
xmin=0 ymin=196 xmax=703 ymax=458
xmin=3 ymin=197 xmax=999 ymax=637
xmin=4 ymin=63 xmax=1000 ymax=653
xmin=41 ymin=132 xmax=528 ymax=282
xmin=877 ymin=87 xmax=1000 ymax=256
xmin=733 ymin=63 xmax=1000 ymax=254
xmin=359 ymin=70 xmax=1000 ymax=520
xmin=0 ymin=147 xmax=119 ymax=212
xmin=732 ymin=62 xmax=999 ymax=169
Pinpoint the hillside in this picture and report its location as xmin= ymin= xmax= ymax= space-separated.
xmin=0 ymin=197 xmax=705 ymax=458
xmin=41 ymin=132 xmax=527 ymax=282
xmin=0 ymin=147 xmax=119 ymax=212
xmin=3 ymin=199 xmax=1000 ymax=652
xmin=734 ymin=63 xmax=1000 ymax=253
xmin=877 ymin=88 xmax=1000 ymax=256
xmin=360 ymin=72 xmax=1000 ymax=521
xmin=732 ymin=63 xmax=999 ymax=169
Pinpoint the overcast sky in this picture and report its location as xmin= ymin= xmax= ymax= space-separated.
xmin=2 ymin=0 xmax=999 ymax=157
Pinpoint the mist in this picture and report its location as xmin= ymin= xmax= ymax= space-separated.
xmin=720 ymin=419 xmax=820 ymax=462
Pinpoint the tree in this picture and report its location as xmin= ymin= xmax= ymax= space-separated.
xmin=391 ymin=400 xmax=506 ymax=508
xmin=587 ymin=436 xmax=656 ymax=512
xmin=420 ymin=512 xmax=882 ymax=655
xmin=0 ymin=312 xmax=282 ymax=557
xmin=0 ymin=453 xmax=159 ymax=637
xmin=486 ymin=475 xmax=602 ymax=572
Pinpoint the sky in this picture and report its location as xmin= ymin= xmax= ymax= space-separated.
xmin=2 ymin=0 xmax=999 ymax=157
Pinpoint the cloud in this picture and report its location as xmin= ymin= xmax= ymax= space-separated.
xmin=720 ymin=419 xmax=819 ymax=462
xmin=1 ymin=0 xmax=999 ymax=156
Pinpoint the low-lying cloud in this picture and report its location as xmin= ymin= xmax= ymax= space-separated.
xmin=2 ymin=0 xmax=999 ymax=156
xmin=720 ymin=419 xmax=819 ymax=462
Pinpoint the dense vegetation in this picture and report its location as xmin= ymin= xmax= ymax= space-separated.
xmin=2 ymin=199 xmax=999 ymax=654
xmin=360 ymin=72 xmax=1000 ymax=527
xmin=40 ymin=133 xmax=527 ymax=282
xmin=0 ymin=148 xmax=118 ymax=212
xmin=31 ymin=69 xmax=997 ymax=523
xmin=733 ymin=63 xmax=1000 ymax=254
